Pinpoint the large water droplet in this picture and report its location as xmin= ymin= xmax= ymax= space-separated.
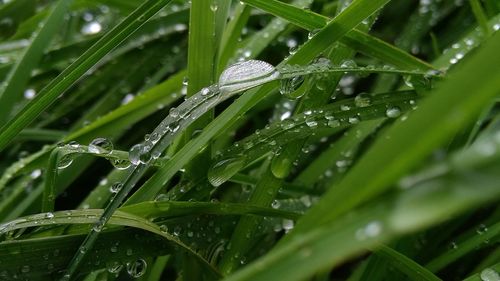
xmin=129 ymin=144 xmax=151 ymax=165
xmin=280 ymin=76 xmax=305 ymax=99
xmin=386 ymin=106 xmax=402 ymax=118
xmin=111 ymin=158 xmax=131 ymax=170
xmin=88 ymin=138 xmax=113 ymax=154
xmin=480 ymin=268 xmax=499 ymax=281
xmin=219 ymin=60 xmax=279 ymax=93
xmin=126 ymin=259 xmax=147 ymax=278
xmin=208 ymin=157 xmax=246 ymax=187
xmin=57 ymin=154 xmax=74 ymax=169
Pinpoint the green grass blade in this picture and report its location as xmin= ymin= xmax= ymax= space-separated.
xmin=0 ymin=0 xmax=72 ymax=125
xmin=375 ymin=245 xmax=442 ymax=281
xmin=283 ymin=31 xmax=500 ymax=244
xmin=0 ymin=0 xmax=174 ymax=153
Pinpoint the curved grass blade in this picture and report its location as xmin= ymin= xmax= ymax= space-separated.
xmin=0 ymin=210 xmax=220 ymax=280
xmin=0 ymin=71 xmax=183 ymax=221
xmin=0 ymin=0 xmax=175 ymax=152
xmin=63 ymin=61 xmax=282 ymax=278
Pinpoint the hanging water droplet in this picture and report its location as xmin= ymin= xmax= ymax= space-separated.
xmin=57 ymin=154 xmax=74 ymax=169
xmin=88 ymin=138 xmax=113 ymax=154
xmin=386 ymin=106 xmax=401 ymax=118
xmin=208 ymin=157 xmax=246 ymax=187
xmin=282 ymin=219 xmax=294 ymax=231
xmin=111 ymin=158 xmax=131 ymax=170
xmin=280 ymin=76 xmax=305 ymax=99
xmin=219 ymin=60 xmax=279 ymax=93
xmin=126 ymin=259 xmax=147 ymax=278
xmin=129 ymin=144 xmax=151 ymax=165
xmin=210 ymin=3 xmax=218 ymax=12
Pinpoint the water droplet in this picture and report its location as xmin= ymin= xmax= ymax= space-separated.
xmin=57 ymin=154 xmax=74 ymax=169
xmin=305 ymin=117 xmax=318 ymax=127
xmin=109 ymin=182 xmax=123 ymax=193
xmin=341 ymin=59 xmax=357 ymax=68
xmin=208 ymin=157 xmax=246 ymax=187
xmin=88 ymin=138 xmax=113 ymax=154
xmin=126 ymin=259 xmax=147 ymax=278
xmin=129 ymin=144 xmax=151 ymax=165
xmin=68 ymin=141 xmax=80 ymax=149
xmin=327 ymin=119 xmax=340 ymax=128
xmin=44 ymin=212 xmax=54 ymax=220
xmin=111 ymin=158 xmax=131 ymax=170
xmin=308 ymin=29 xmax=320 ymax=39
xmin=348 ymin=116 xmax=360 ymax=124
xmin=282 ymin=219 xmax=294 ymax=230
xmin=356 ymin=220 xmax=383 ymax=240
xmin=271 ymin=200 xmax=281 ymax=209
xmin=81 ymin=21 xmax=102 ymax=35
xmin=340 ymin=104 xmax=351 ymax=111
xmin=107 ymin=261 xmax=123 ymax=274
xmin=386 ymin=106 xmax=401 ymax=118
xmin=219 ymin=60 xmax=279 ymax=93
xmin=30 ymin=169 xmax=42 ymax=179
xmin=210 ymin=3 xmax=218 ymax=11
xmin=480 ymin=268 xmax=499 ymax=281
xmin=476 ymin=224 xmax=488 ymax=235
xmin=24 ymin=88 xmax=36 ymax=100
xmin=280 ymin=76 xmax=305 ymax=99
xmin=354 ymin=94 xmax=371 ymax=107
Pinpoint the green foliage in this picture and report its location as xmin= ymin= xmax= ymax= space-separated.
xmin=0 ymin=0 xmax=499 ymax=280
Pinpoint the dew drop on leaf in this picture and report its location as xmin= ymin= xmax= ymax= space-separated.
xmin=127 ymin=259 xmax=147 ymax=278
xmin=208 ymin=157 xmax=246 ymax=187
xmin=219 ymin=60 xmax=279 ymax=93
xmin=480 ymin=268 xmax=500 ymax=281
xmin=57 ymin=154 xmax=74 ymax=169
xmin=88 ymin=138 xmax=113 ymax=154
xmin=386 ymin=106 xmax=402 ymax=118
xmin=129 ymin=144 xmax=151 ymax=165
